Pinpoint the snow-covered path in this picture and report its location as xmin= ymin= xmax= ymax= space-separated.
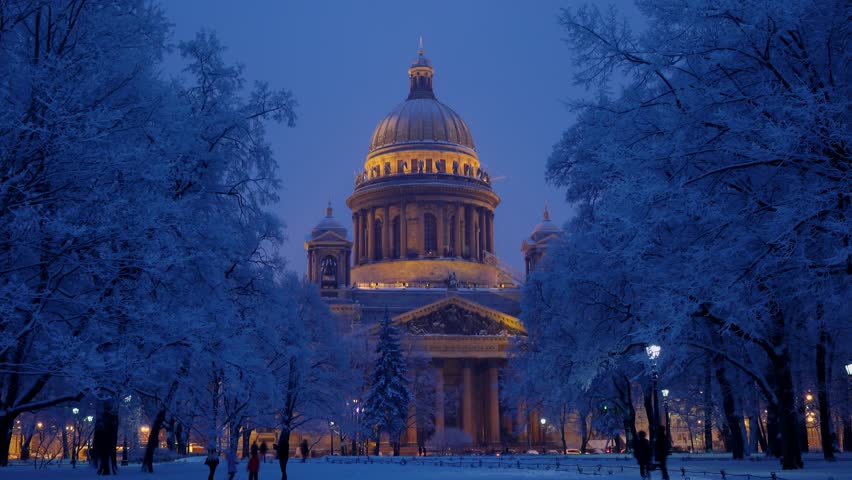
xmin=3 ymin=454 xmax=850 ymax=480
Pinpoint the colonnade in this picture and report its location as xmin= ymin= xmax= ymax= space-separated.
xmin=405 ymin=359 xmax=503 ymax=446
xmin=352 ymin=201 xmax=495 ymax=265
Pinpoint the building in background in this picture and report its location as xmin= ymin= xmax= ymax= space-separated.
xmin=305 ymin=47 xmax=565 ymax=453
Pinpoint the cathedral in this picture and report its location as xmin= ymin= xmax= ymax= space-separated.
xmin=304 ymin=47 xmax=561 ymax=452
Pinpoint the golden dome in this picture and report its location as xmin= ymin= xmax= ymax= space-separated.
xmin=369 ymin=99 xmax=475 ymax=155
xmin=367 ymin=48 xmax=475 ymax=157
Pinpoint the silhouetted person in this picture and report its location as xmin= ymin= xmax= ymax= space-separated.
xmin=634 ymin=431 xmax=651 ymax=479
xmin=247 ymin=449 xmax=260 ymax=480
xmin=300 ymin=439 xmax=309 ymax=463
xmin=204 ymin=449 xmax=219 ymax=480
xmin=259 ymin=441 xmax=268 ymax=462
xmin=656 ymin=426 xmax=671 ymax=480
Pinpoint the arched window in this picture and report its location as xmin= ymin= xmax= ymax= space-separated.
xmin=374 ymin=219 xmax=383 ymax=261
xmin=320 ymin=255 xmax=338 ymax=288
xmin=424 ymin=214 xmax=437 ymax=255
xmin=392 ymin=216 xmax=401 ymax=258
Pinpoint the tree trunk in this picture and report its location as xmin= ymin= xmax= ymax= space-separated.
xmin=755 ymin=412 xmax=768 ymax=454
xmin=277 ymin=428 xmax=291 ymax=480
xmin=704 ymin=355 xmax=713 ymax=452
xmin=614 ymin=373 xmax=637 ymax=454
xmin=61 ymin=425 xmax=69 ymax=461
xmin=165 ymin=416 xmax=176 ymax=451
xmin=843 ymin=418 xmax=852 ymax=452
xmin=816 ymin=324 xmax=835 ymax=461
xmin=175 ymin=422 xmax=187 ymax=456
xmin=714 ymin=358 xmax=745 ymax=459
xmin=229 ymin=422 xmax=240 ymax=459
xmin=92 ymin=398 xmax=119 ymax=475
xmin=20 ymin=428 xmax=33 ymax=461
xmin=242 ymin=428 xmax=252 ymax=458
xmin=141 ymin=408 xmax=166 ymax=472
xmin=0 ymin=415 xmax=14 ymax=466
xmin=579 ymin=409 xmax=589 ymax=454
xmin=773 ymin=349 xmax=803 ymax=470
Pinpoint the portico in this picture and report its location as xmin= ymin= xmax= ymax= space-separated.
xmin=393 ymin=296 xmax=524 ymax=446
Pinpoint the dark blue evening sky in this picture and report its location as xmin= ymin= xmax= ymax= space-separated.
xmin=163 ymin=0 xmax=641 ymax=273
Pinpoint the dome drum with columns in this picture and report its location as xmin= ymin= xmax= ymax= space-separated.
xmin=346 ymin=47 xmax=504 ymax=288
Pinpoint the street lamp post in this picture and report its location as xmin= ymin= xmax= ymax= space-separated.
xmin=540 ymin=418 xmax=547 ymax=451
xmin=646 ymin=345 xmax=661 ymax=464
xmin=662 ymin=389 xmax=671 ymax=450
xmin=844 ymin=363 xmax=852 ymax=452
xmin=329 ymin=421 xmax=335 ymax=456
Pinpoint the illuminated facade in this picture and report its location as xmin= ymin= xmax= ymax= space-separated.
xmin=305 ymin=47 xmax=550 ymax=451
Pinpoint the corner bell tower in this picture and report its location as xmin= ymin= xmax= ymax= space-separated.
xmin=305 ymin=203 xmax=351 ymax=289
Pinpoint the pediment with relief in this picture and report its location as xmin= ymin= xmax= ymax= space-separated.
xmin=393 ymin=296 xmax=526 ymax=336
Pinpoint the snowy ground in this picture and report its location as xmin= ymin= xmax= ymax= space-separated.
xmin=3 ymin=453 xmax=850 ymax=480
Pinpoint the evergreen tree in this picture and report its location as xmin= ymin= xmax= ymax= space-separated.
xmin=364 ymin=309 xmax=411 ymax=456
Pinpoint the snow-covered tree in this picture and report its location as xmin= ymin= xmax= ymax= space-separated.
xmin=269 ymin=275 xmax=346 ymax=480
xmin=364 ymin=309 xmax=411 ymax=456
xmin=535 ymin=0 xmax=850 ymax=470
xmin=0 ymin=1 xmax=297 ymax=469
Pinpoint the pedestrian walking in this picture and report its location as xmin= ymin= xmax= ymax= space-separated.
xmin=204 ymin=449 xmax=220 ymax=480
xmin=633 ymin=431 xmax=651 ymax=479
xmin=247 ymin=449 xmax=260 ymax=480
xmin=260 ymin=441 xmax=268 ymax=463
xmin=300 ymin=439 xmax=309 ymax=463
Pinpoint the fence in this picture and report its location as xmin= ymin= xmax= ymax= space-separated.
xmin=323 ymin=455 xmax=786 ymax=480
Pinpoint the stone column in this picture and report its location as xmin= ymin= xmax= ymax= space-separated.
xmin=488 ymin=211 xmax=495 ymax=255
xmin=382 ymin=205 xmax=390 ymax=259
xmin=436 ymin=203 xmax=445 ymax=257
xmin=352 ymin=214 xmax=360 ymax=266
xmin=488 ymin=363 xmax=500 ymax=444
xmin=434 ymin=365 xmax=445 ymax=433
xmin=462 ymin=362 xmax=474 ymax=439
xmin=418 ymin=204 xmax=425 ymax=256
xmin=400 ymin=201 xmax=408 ymax=258
xmin=455 ymin=204 xmax=464 ymax=258
xmin=366 ymin=207 xmax=375 ymax=262
xmin=478 ymin=208 xmax=486 ymax=261
xmin=464 ymin=206 xmax=476 ymax=259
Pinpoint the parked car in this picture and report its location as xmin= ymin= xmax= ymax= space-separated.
xmin=564 ymin=448 xmax=583 ymax=455
xmin=546 ymin=450 xmax=561 ymax=455
xmin=526 ymin=449 xmax=540 ymax=455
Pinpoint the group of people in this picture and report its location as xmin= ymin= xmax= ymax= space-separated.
xmin=633 ymin=427 xmax=671 ymax=480
xmin=204 ymin=442 xmax=264 ymax=480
